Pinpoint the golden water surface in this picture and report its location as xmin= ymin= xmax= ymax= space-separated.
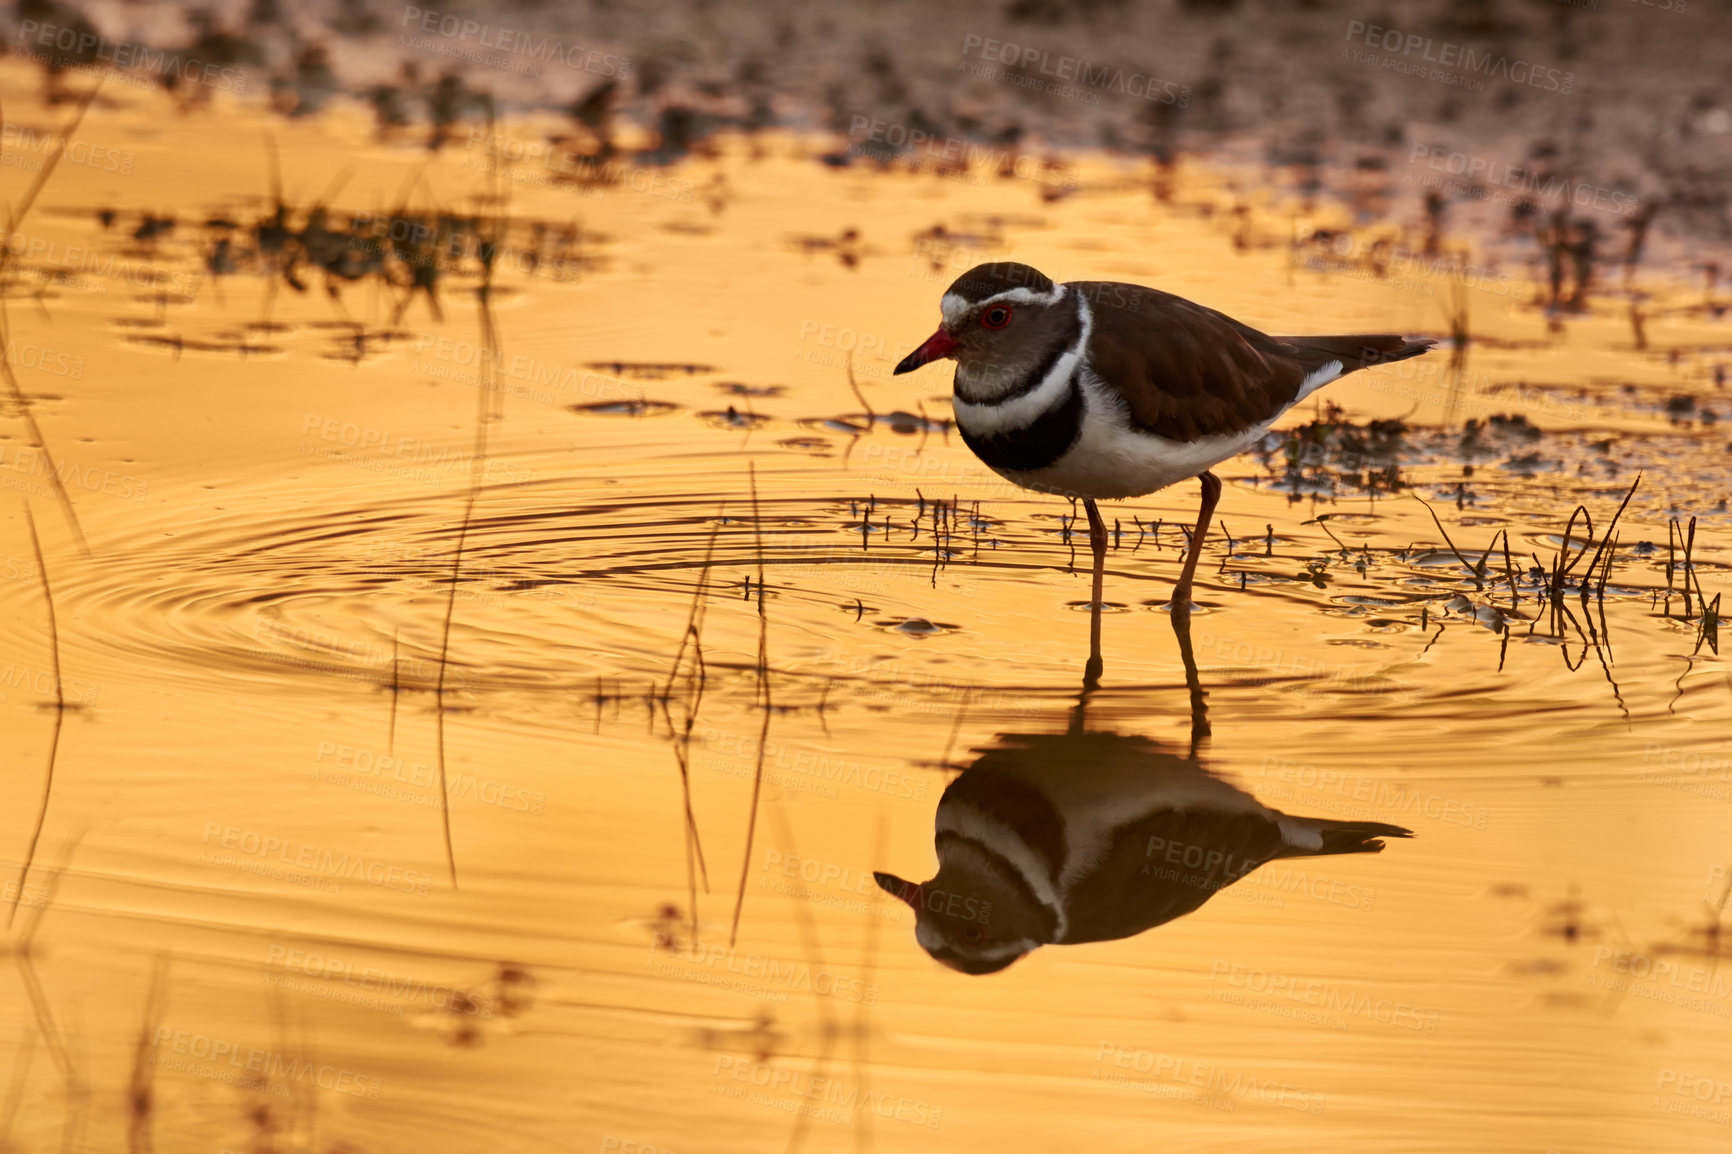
xmin=1 ymin=68 xmax=1731 ymax=1154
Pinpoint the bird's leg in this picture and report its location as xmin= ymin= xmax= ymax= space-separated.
xmin=1083 ymin=497 xmax=1108 ymax=690
xmin=1169 ymin=604 xmax=1212 ymax=756
xmin=1171 ymin=471 xmax=1223 ymax=616
xmin=1084 ymin=498 xmax=1108 ymax=607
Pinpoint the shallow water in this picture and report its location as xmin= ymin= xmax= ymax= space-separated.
xmin=2 ymin=70 xmax=1732 ymax=1154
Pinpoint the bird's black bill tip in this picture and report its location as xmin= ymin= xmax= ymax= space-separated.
xmin=894 ymin=328 xmax=958 ymax=374
xmin=873 ymin=870 xmax=910 ymax=896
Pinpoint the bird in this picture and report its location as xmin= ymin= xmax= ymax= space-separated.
xmin=873 ymin=725 xmax=1413 ymax=975
xmin=892 ymin=262 xmax=1435 ymax=615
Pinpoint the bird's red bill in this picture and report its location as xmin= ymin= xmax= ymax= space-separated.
xmin=893 ymin=328 xmax=959 ymax=374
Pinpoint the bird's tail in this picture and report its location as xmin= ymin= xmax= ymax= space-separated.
xmin=1278 ymin=334 xmax=1436 ymax=376
xmin=1276 ymin=817 xmax=1415 ymax=857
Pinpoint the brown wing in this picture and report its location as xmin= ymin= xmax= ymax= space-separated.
xmin=1072 ymin=281 xmax=1431 ymax=441
xmin=1060 ymin=809 xmax=1291 ymax=944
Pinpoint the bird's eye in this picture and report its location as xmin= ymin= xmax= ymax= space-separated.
xmin=963 ymin=926 xmax=985 ymax=944
xmin=981 ymin=306 xmax=1012 ymax=329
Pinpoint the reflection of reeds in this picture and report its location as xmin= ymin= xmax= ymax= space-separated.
xmin=0 ymin=81 xmax=103 ymax=554
xmin=850 ymin=815 xmax=889 ymax=1154
xmin=837 ymin=350 xmax=876 ymax=470
xmin=431 ymin=489 xmax=473 ymax=893
xmin=936 ymin=697 xmax=968 ymax=775
xmin=259 ymin=988 xmax=320 ymax=1150
xmin=1412 ymin=475 xmax=1639 ymax=704
xmin=729 ymin=465 xmax=773 ymax=947
xmin=0 ymin=1027 xmax=35 ymax=1146
xmin=7 ymin=506 xmax=66 ymax=930
xmin=660 ymin=512 xmax=723 ymax=942
xmin=1620 ymin=203 xmax=1657 ymax=288
xmin=845 ymin=349 xmax=875 ymax=429
xmin=388 ymin=627 xmax=401 ymax=755
xmin=1695 ymin=592 xmax=1721 ymax=657
xmin=761 ymin=797 xmax=867 ymax=1153
xmin=1521 ymin=476 xmax=1640 ymax=716
xmin=1658 ymin=511 xmax=1721 ymax=656
xmin=715 ymin=735 xmax=888 ymax=1139
xmin=1667 ymin=514 xmax=1703 ymax=618
xmin=126 ymin=954 xmax=170 ymax=1154
xmin=1439 ymin=280 xmax=1471 ymax=425
xmin=428 ymin=141 xmax=517 ymax=893
xmin=930 ymin=493 xmax=954 ymax=587
xmin=204 ymin=139 xmax=596 ymax=349
xmin=6 ymin=837 xmax=87 ymax=1139
xmin=1693 ymin=869 xmax=1731 ymax=961
xmin=1577 ymin=474 xmax=1639 ymax=604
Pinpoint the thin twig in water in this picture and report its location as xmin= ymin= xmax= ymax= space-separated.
xmin=1307 ymin=515 xmax=1349 ymax=557
xmin=1666 ymin=518 xmax=1678 ymax=602
xmin=1498 ymin=531 xmax=1520 ymax=607
xmin=1595 ymin=536 xmax=1618 ymax=602
xmin=1683 ymin=516 xmax=1698 ymax=619
xmin=1581 ymin=473 xmax=1640 ymax=582
xmin=1475 ymin=532 xmax=1501 ymax=588
xmin=1551 ymin=504 xmax=1595 ymax=602
xmin=1412 ymin=493 xmax=1481 ymax=589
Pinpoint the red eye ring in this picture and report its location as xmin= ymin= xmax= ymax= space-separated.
xmin=980 ymin=305 xmax=1013 ymax=329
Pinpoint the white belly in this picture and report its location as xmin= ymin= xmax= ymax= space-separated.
xmin=993 ymin=370 xmax=1274 ymax=500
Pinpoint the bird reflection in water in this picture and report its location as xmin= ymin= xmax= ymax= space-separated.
xmin=874 ymin=608 xmax=1413 ymax=974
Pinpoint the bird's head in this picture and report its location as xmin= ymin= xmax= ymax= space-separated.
xmin=874 ymin=836 xmax=1058 ymax=975
xmin=893 ymin=262 xmax=1079 ymax=403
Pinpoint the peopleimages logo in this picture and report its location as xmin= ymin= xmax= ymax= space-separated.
xmin=1208 ymin=960 xmax=1442 ymax=1033
xmin=400 ymin=6 xmax=629 ymax=76
xmin=1092 ymin=1044 xmax=1325 ymax=1115
xmin=15 ymin=20 xmax=248 ymax=91
xmin=0 ymin=126 xmax=134 ymax=176
xmin=1406 ymin=144 xmax=1640 ymax=218
xmin=198 ymin=823 xmax=433 ymax=895
xmin=264 ymin=946 xmax=497 ymax=1018
xmin=960 ymin=35 xmax=1189 ymax=105
xmin=845 ymin=117 xmax=1076 ymax=191
xmin=649 ymin=942 xmax=880 ymax=1006
xmin=1343 ymin=21 xmax=1573 ymax=94
xmin=710 ymin=1057 xmax=943 ymax=1128
xmin=1258 ymin=756 xmax=1490 ymax=830
xmin=149 ymin=1028 xmax=381 ymax=1099
xmin=873 ymin=874 xmax=992 ymax=925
